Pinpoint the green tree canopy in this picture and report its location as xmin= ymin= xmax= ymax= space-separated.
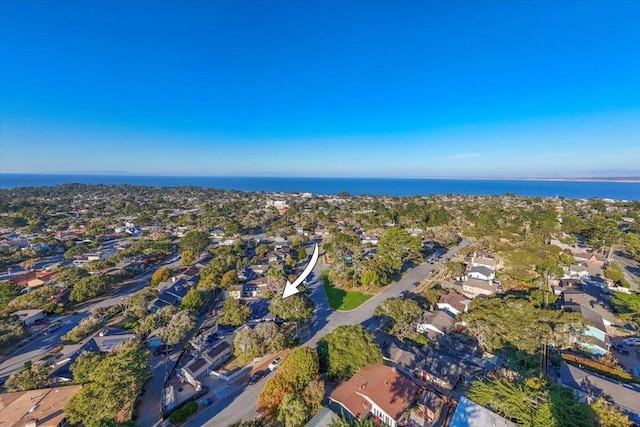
xmin=218 ymin=298 xmax=251 ymax=327
xmin=269 ymin=293 xmax=314 ymax=323
xmin=374 ymin=297 xmax=422 ymax=338
xmin=180 ymin=288 xmax=206 ymax=312
xmin=278 ymin=347 xmax=320 ymax=391
xmin=462 ymin=296 xmax=584 ymax=354
xmin=377 ymin=228 xmax=423 ymax=271
xmin=180 ymin=231 xmax=210 ymax=256
xmin=150 ymin=267 xmax=171 ymax=287
xmin=591 ymin=397 xmax=632 ymax=427
xmin=317 ymin=325 xmax=383 ymax=380
xmin=65 ymin=347 xmax=151 ymax=426
xmin=467 ymin=377 xmax=595 ymax=427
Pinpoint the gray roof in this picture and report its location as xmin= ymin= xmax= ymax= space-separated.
xmin=559 ymin=363 xmax=640 ymax=416
xmin=450 ymin=396 xmax=517 ymax=427
xmin=305 ymin=406 xmax=339 ymax=427
xmin=92 ymin=334 xmax=136 ymax=353
xmin=417 ymin=310 xmax=455 ymax=333
xmin=462 ymin=278 xmax=495 ymax=291
xmin=468 ymin=266 xmax=493 ymax=278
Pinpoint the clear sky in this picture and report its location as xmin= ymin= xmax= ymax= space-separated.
xmin=1 ymin=0 xmax=639 ymax=178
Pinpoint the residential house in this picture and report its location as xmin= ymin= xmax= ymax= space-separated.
xmin=225 ymin=284 xmax=244 ymax=300
xmin=567 ymin=264 xmax=590 ymax=279
xmin=328 ymin=364 xmax=419 ymax=427
xmin=91 ymin=333 xmax=137 ymax=353
xmin=460 ymin=277 xmax=496 ymax=298
xmin=361 ymin=235 xmax=379 ymax=246
xmin=416 ymin=390 xmax=444 ymax=424
xmin=181 ymin=339 xmax=233 ymax=391
xmin=437 ymin=293 xmax=471 ymax=316
xmin=466 ymin=266 xmax=495 ymax=282
xmin=559 ymin=363 xmax=640 ymax=425
xmin=0 ymin=385 xmax=83 ymax=427
xmin=587 ymin=254 xmax=607 ymax=267
xmin=149 ymin=279 xmax=192 ymax=312
xmin=249 ymin=264 xmax=269 ymax=276
xmin=449 ymin=396 xmax=517 ymax=427
xmin=415 ymin=310 xmax=456 ymax=338
xmin=573 ymin=252 xmax=592 ymax=263
xmin=468 ymin=256 xmax=497 ymax=271
xmin=11 ymin=309 xmax=46 ymax=326
xmin=563 ymin=302 xmax=610 ymax=355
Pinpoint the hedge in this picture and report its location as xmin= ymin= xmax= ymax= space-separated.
xmin=169 ymin=401 xmax=198 ymax=424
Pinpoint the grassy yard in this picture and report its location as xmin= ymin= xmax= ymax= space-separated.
xmin=321 ymin=271 xmax=372 ymax=311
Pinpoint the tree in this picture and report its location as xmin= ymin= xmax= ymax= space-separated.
xmin=467 ymin=378 xmax=595 ymax=427
xmin=181 ymin=288 xmax=206 ymax=312
xmin=233 ymin=326 xmax=262 ymax=363
xmin=218 ymin=298 xmax=251 ymax=327
xmin=269 ymin=293 xmax=314 ymax=323
xmin=5 ymin=362 xmax=51 ymax=391
xmin=374 ymin=297 xmax=422 ymax=338
xmin=180 ymin=231 xmax=210 ymax=258
xmin=604 ymin=263 xmax=624 ymax=284
xmin=65 ymin=347 xmax=151 ymax=426
xmin=377 ymin=228 xmax=422 ymax=271
xmin=0 ymin=280 xmax=21 ymax=306
xmin=181 ymin=248 xmax=195 ymax=266
xmin=70 ymin=275 xmax=112 ymax=303
xmin=302 ymin=379 xmax=325 ymax=413
xmin=255 ymin=322 xmax=286 ymax=353
xmin=278 ymin=347 xmax=320 ymax=390
xmin=158 ymin=310 xmax=195 ymax=345
xmin=257 ymin=374 xmax=295 ymax=420
xmin=71 ymin=352 xmax=104 ymax=383
xmin=53 ymin=267 xmax=90 ymax=288
xmin=150 ymin=267 xmax=171 ymax=287
xmin=298 ymin=247 xmax=307 ymax=260
xmin=220 ymin=270 xmax=238 ymax=288
xmin=609 ymin=291 xmax=640 ymax=327
xmin=591 ymin=398 xmax=631 ymax=427
xmin=276 ymin=394 xmax=309 ymax=427
xmin=317 ymin=325 xmax=383 ymax=380
xmin=461 ymin=296 xmax=584 ymax=354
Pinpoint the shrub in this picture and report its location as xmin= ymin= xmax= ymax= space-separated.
xmin=169 ymin=401 xmax=198 ymax=424
xmin=561 ymin=353 xmax=635 ymax=382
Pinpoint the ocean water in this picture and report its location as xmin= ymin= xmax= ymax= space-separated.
xmin=0 ymin=174 xmax=638 ymax=200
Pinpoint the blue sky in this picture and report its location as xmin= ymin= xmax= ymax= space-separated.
xmin=1 ymin=1 xmax=639 ymax=178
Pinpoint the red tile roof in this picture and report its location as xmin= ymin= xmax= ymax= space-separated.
xmin=329 ymin=364 xmax=419 ymax=422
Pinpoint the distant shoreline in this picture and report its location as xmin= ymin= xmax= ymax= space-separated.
xmin=1 ymin=173 xmax=639 ymax=183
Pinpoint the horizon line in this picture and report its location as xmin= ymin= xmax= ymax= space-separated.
xmin=1 ymin=172 xmax=639 ymax=183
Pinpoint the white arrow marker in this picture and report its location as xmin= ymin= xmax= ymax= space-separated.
xmin=282 ymin=243 xmax=319 ymax=299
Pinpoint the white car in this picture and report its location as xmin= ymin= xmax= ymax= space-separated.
xmin=268 ymin=356 xmax=283 ymax=371
xmin=623 ymin=337 xmax=640 ymax=346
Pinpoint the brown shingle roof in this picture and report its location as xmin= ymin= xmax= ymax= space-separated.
xmin=329 ymin=364 xmax=419 ymax=422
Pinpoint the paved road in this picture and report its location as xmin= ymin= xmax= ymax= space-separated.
xmin=613 ymin=251 xmax=640 ymax=291
xmin=186 ymin=239 xmax=469 ymax=427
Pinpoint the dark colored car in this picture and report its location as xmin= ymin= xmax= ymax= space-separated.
xmin=400 ymin=290 xmax=408 ymax=298
xmin=248 ymin=370 xmax=267 ymax=385
xmin=612 ymin=342 xmax=630 ymax=355
xmin=412 ymin=282 xmax=420 ymax=287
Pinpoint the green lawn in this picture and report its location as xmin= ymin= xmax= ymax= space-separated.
xmin=321 ymin=271 xmax=372 ymax=311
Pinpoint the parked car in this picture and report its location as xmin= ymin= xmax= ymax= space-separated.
xmin=623 ymin=337 xmax=640 ymax=346
xmin=43 ymin=323 xmax=61 ymax=335
xmin=400 ymin=291 xmax=408 ymax=298
xmin=412 ymin=282 xmax=420 ymax=288
xmin=248 ymin=370 xmax=268 ymax=385
xmin=268 ymin=356 xmax=283 ymax=371
xmin=612 ymin=342 xmax=630 ymax=355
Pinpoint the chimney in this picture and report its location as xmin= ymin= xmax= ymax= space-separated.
xmin=172 ymin=277 xmax=176 ymax=283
